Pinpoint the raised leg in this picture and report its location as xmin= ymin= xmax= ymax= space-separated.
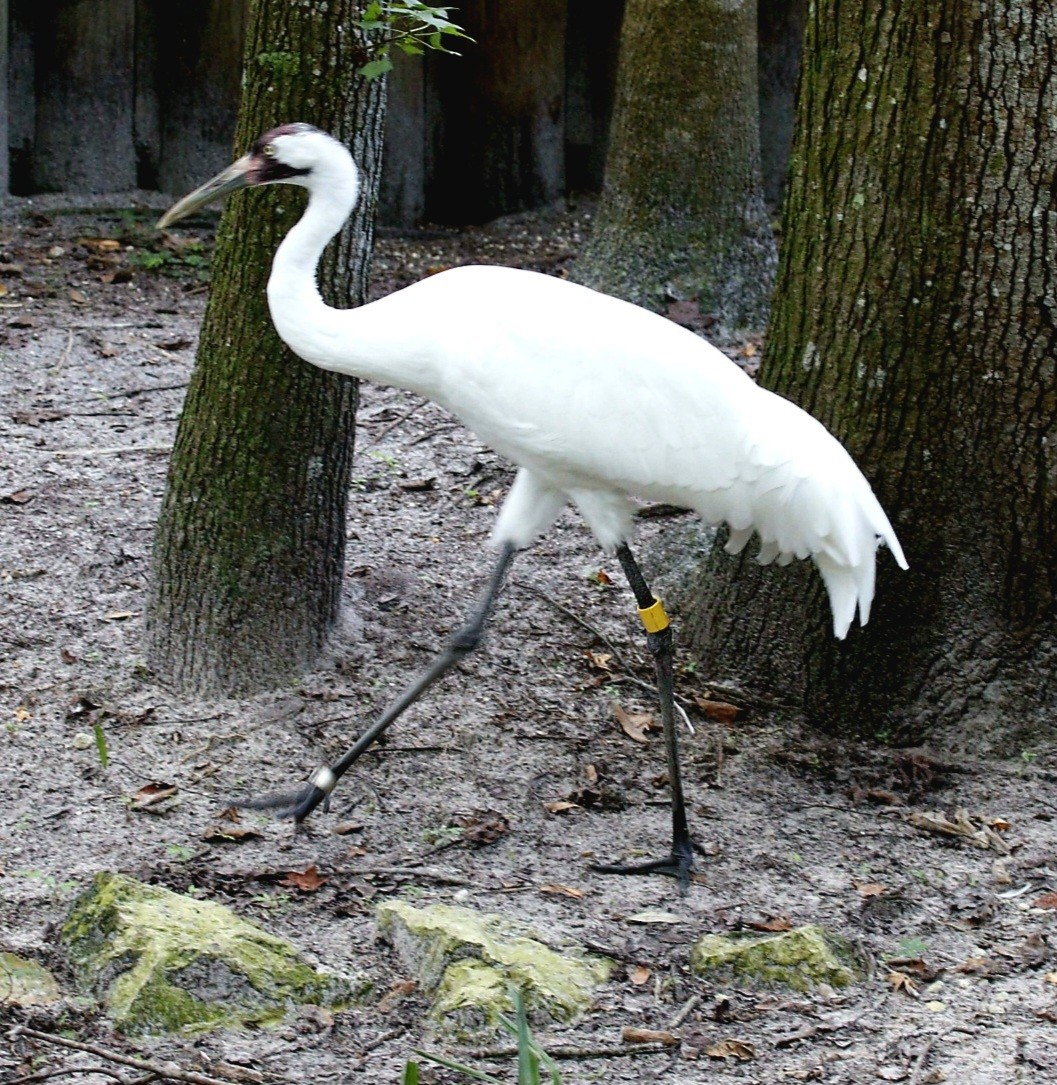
xmin=592 ymin=542 xmax=699 ymax=887
xmin=242 ymin=542 xmax=517 ymax=822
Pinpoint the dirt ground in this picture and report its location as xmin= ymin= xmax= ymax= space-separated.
xmin=1 ymin=194 xmax=1055 ymax=1085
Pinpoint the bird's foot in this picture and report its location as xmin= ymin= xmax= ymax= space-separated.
xmin=237 ymin=766 xmax=335 ymax=822
xmin=591 ymin=837 xmax=705 ymax=889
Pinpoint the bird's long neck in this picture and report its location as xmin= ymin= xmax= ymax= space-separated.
xmin=265 ymin=156 xmax=442 ymax=396
xmin=266 ymin=166 xmax=356 ymax=368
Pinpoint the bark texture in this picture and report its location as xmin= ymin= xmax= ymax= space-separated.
xmin=426 ymin=0 xmax=567 ymax=223
xmin=30 ymin=0 xmax=137 ymax=192
xmin=574 ymin=0 xmax=776 ymax=327
xmin=146 ymin=0 xmax=386 ymax=695
xmin=684 ymin=2 xmax=1057 ymax=748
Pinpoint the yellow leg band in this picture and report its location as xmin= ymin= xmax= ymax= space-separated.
xmin=638 ymin=597 xmax=669 ymax=633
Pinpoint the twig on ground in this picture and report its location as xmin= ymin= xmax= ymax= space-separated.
xmin=52 ymin=444 xmax=172 ymax=458
xmin=107 ymin=381 xmax=189 ymax=400
xmin=346 ymin=866 xmax=472 ymax=886
xmin=11 ymin=1028 xmax=256 ymax=1085
xmin=365 ymin=397 xmax=426 ymax=446
xmin=908 ymin=1036 xmax=939 ymax=1085
xmin=465 ymin=1042 xmax=674 ymax=1061
xmin=667 ymin=993 xmax=701 ymax=1030
xmin=511 ymin=578 xmax=632 ymax=669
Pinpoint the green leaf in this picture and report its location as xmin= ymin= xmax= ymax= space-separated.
xmin=401 ymin=1061 xmax=420 ymax=1085
xmin=359 ymin=56 xmax=394 ymax=80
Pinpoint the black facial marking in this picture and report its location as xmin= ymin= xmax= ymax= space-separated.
xmin=248 ymin=124 xmax=318 ymax=184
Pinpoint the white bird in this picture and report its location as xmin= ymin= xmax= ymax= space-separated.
xmin=158 ymin=123 xmax=907 ymax=884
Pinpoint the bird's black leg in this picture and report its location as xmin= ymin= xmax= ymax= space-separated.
xmin=592 ymin=542 xmax=701 ymax=888
xmin=241 ymin=542 xmax=518 ymax=822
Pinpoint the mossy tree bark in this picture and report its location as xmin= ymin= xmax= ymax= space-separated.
xmin=146 ymin=0 xmax=386 ymax=695
xmin=574 ymin=0 xmax=776 ymax=328
xmin=684 ymin=2 xmax=1057 ymax=747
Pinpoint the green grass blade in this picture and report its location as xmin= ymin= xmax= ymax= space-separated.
xmin=413 ymin=1050 xmax=504 ymax=1084
xmin=92 ymin=720 xmax=109 ymax=768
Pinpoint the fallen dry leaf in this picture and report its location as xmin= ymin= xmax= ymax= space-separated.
xmin=623 ymin=1026 xmax=677 ymax=1046
xmin=68 ymin=288 xmax=88 ymax=304
xmin=202 ymin=824 xmax=262 ymax=843
xmin=1032 ymin=892 xmax=1057 ymax=910
xmin=543 ymin=800 xmax=579 ymax=814
xmin=130 ymin=782 xmax=179 ymax=811
xmin=613 ymin=702 xmax=654 ymax=745
xmin=1 ymin=489 xmax=33 ymax=505
xmin=626 ymin=909 xmax=685 ymax=925
xmin=906 ymin=808 xmax=1010 ymax=853
xmin=586 ymin=650 xmax=613 ymax=671
xmin=280 ymin=865 xmax=328 ymax=892
xmin=954 ymin=956 xmax=992 ymax=974
xmin=540 ymin=883 xmax=584 ymax=899
xmin=331 ymin=820 xmax=365 ymax=836
xmin=692 ymin=695 xmax=744 ymax=724
xmin=103 ymin=610 xmax=136 ymax=621
xmin=706 ymin=1038 xmax=755 ymax=1061
xmin=748 ymin=915 xmax=792 ymax=932
xmin=378 ymin=979 xmax=417 ymax=1013
xmin=629 ymin=964 xmax=651 ymax=986
xmin=82 ymin=237 xmax=122 ymax=253
xmin=886 ymin=971 xmax=919 ymax=997
xmin=853 ymin=880 xmax=888 ymax=897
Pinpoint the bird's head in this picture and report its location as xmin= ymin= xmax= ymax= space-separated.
xmin=156 ymin=124 xmax=353 ymax=229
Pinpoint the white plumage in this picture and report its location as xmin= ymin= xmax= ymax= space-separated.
xmin=249 ymin=127 xmax=906 ymax=637
xmin=158 ymin=124 xmax=907 ymax=880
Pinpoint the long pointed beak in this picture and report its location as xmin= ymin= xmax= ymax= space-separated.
xmin=156 ymin=154 xmax=255 ymax=229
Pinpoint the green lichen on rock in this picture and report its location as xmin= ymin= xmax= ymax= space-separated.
xmin=690 ymin=924 xmax=857 ymax=992
xmin=62 ymin=872 xmax=356 ymax=1034
xmin=0 ymin=951 xmax=61 ymax=1006
xmin=377 ymin=901 xmax=611 ymax=1031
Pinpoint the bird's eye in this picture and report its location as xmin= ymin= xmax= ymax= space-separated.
xmin=263 ymin=143 xmax=277 ymax=157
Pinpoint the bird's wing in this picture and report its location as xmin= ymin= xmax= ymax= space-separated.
xmin=413 ymin=267 xmax=906 ymax=636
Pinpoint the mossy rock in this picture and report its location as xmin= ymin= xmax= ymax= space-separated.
xmin=0 ymin=951 xmax=61 ymax=1006
xmin=378 ymin=901 xmax=611 ymax=1032
xmin=62 ymin=872 xmax=357 ymax=1034
xmin=690 ymin=924 xmax=857 ymax=992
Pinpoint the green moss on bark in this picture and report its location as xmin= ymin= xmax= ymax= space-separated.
xmin=684 ymin=1 xmax=1057 ymax=744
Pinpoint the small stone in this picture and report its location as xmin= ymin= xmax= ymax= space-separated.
xmin=690 ymin=924 xmax=857 ymax=992
xmin=377 ymin=901 xmax=611 ymax=1033
xmin=63 ymin=872 xmax=358 ymax=1034
xmin=0 ymin=951 xmax=61 ymax=1006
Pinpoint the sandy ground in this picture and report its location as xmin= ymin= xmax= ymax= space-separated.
xmin=1 ymin=196 xmax=1056 ymax=1084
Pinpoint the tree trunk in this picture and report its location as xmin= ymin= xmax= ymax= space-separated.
xmin=757 ymin=0 xmax=806 ymax=208
xmin=426 ymin=0 xmax=567 ymax=223
xmin=146 ymin=0 xmax=386 ymax=695
xmin=150 ymin=0 xmax=248 ymax=195
xmin=0 ymin=0 xmax=9 ymax=197
xmin=30 ymin=0 xmax=137 ymax=192
xmin=684 ymin=1 xmax=1057 ymax=750
xmin=574 ymin=0 xmax=776 ymax=328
